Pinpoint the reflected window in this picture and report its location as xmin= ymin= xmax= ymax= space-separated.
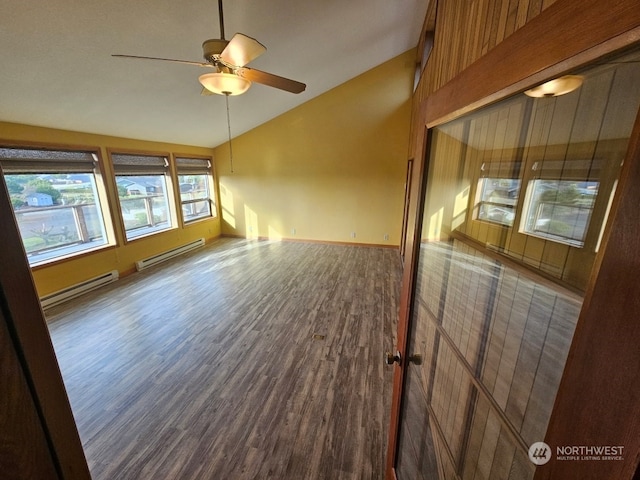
xmin=476 ymin=177 xmax=521 ymax=226
xmin=423 ymin=47 xmax=640 ymax=291
xmin=522 ymin=179 xmax=598 ymax=246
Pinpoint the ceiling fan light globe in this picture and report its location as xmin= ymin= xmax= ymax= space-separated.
xmin=199 ymin=72 xmax=251 ymax=96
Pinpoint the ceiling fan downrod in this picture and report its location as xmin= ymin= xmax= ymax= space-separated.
xmin=218 ymin=0 xmax=226 ymax=40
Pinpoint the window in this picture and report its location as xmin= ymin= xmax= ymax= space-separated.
xmin=175 ymin=156 xmax=215 ymax=223
xmin=522 ymin=179 xmax=598 ymax=246
xmin=111 ymin=152 xmax=174 ymax=240
xmin=0 ymin=146 xmax=110 ymax=265
xmin=462 ymin=95 xmax=528 ymax=229
xmin=476 ymin=177 xmax=521 ymax=226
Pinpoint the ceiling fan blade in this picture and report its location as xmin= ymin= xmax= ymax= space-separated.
xmin=220 ymin=33 xmax=266 ymax=67
xmin=236 ymin=67 xmax=306 ymax=94
xmin=112 ymin=54 xmax=213 ymax=68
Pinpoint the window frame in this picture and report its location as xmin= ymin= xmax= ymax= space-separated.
xmin=519 ymin=178 xmax=600 ymax=247
xmin=173 ymin=154 xmax=216 ymax=225
xmin=108 ymin=149 xmax=177 ymax=242
xmin=0 ymin=142 xmax=114 ymax=267
xmin=474 ymin=176 xmax=522 ymax=227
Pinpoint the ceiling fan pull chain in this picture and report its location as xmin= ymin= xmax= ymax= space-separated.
xmin=225 ymin=93 xmax=234 ymax=173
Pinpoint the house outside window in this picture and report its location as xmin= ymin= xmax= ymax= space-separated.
xmin=110 ymin=152 xmax=175 ymax=240
xmin=0 ymin=146 xmax=110 ymax=265
xmin=175 ymin=156 xmax=215 ymax=223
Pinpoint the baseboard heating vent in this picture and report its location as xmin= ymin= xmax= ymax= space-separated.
xmin=135 ymin=238 xmax=205 ymax=272
xmin=40 ymin=270 xmax=119 ymax=309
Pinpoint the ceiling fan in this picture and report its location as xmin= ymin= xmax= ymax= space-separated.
xmin=112 ymin=0 xmax=306 ymax=96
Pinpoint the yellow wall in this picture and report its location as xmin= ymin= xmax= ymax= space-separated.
xmin=214 ymin=50 xmax=415 ymax=246
xmin=0 ymin=121 xmax=220 ymax=296
xmin=2 ymin=49 xmax=414 ymax=296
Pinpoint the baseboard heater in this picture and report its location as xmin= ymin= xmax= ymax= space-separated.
xmin=40 ymin=270 xmax=119 ymax=309
xmin=135 ymin=238 xmax=205 ymax=271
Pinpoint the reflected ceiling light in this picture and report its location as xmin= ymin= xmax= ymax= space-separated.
xmin=199 ymin=72 xmax=251 ymax=96
xmin=524 ymin=75 xmax=584 ymax=98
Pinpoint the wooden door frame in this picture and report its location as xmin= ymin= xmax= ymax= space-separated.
xmin=385 ymin=117 xmax=430 ymax=478
xmin=385 ymin=0 xmax=640 ymax=477
xmin=0 ymin=301 xmax=59 ymax=478
xmin=0 ymin=171 xmax=91 ymax=478
xmin=399 ymin=158 xmax=414 ymax=262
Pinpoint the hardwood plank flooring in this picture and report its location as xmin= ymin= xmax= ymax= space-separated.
xmin=45 ymin=238 xmax=402 ymax=480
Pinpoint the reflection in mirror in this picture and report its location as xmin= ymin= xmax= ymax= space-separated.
xmin=398 ymin=46 xmax=640 ymax=480
xmin=423 ymin=47 xmax=640 ymax=291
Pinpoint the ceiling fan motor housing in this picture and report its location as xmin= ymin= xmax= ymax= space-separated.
xmin=202 ymin=39 xmax=229 ymax=62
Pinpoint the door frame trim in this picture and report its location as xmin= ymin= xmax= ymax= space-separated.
xmin=385 ymin=120 xmax=430 ymax=477
xmin=399 ymin=158 xmax=414 ymax=262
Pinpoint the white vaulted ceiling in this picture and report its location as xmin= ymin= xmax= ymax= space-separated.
xmin=0 ymin=0 xmax=428 ymax=147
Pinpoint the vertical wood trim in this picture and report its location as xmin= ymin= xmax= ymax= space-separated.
xmin=535 ymin=92 xmax=640 ymax=480
xmin=400 ymin=159 xmax=414 ymax=261
xmin=0 ymin=171 xmax=91 ymax=479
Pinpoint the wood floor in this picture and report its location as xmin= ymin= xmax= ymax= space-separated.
xmin=45 ymin=238 xmax=402 ymax=480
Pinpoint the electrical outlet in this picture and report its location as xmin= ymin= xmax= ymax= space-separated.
xmin=351 ymin=232 xmax=356 ymax=238
xmin=384 ymin=234 xmax=389 ymax=241
xmin=291 ymin=228 xmax=296 ymax=235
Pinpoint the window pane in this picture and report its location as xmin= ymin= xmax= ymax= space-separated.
xmin=178 ymin=174 xmax=208 ymax=200
xmin=182 ymin=199 xmax=212 ymax=221
xmin=476 ymin=178 xmax=521 ymax=226
xmin=5 ymin=172 xmax=108 ymax=264
xmin=178 ymin=173 xmax=212 ymax=222
xmin=116 ymin=175 xmax=172 ymax=239
xmin=522 ymin=180 xmax=598 ymax=246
